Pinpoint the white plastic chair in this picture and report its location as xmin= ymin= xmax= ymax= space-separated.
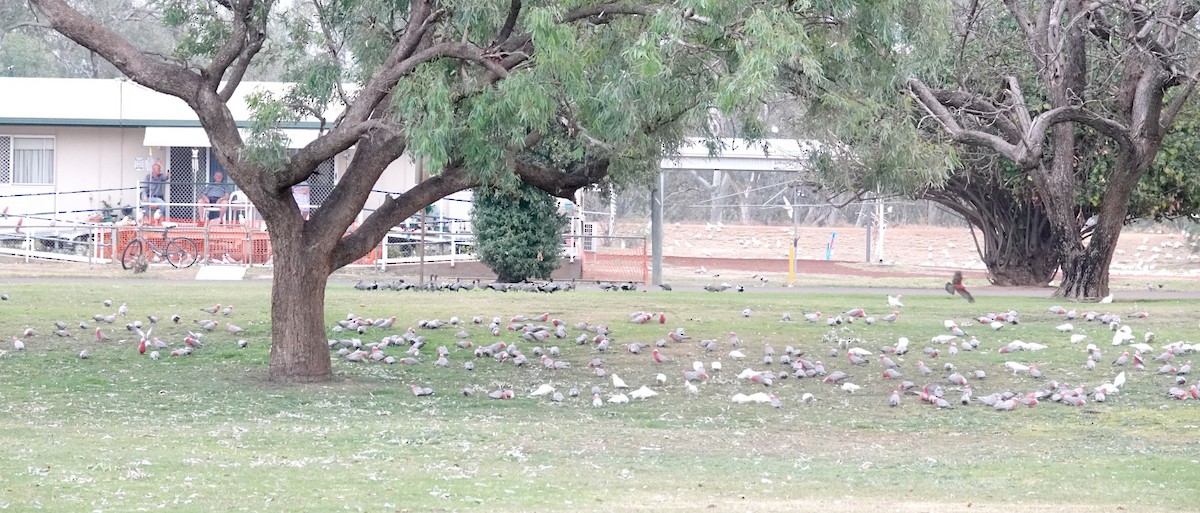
xmin=227 ymin=190 xmax=253 ymax=224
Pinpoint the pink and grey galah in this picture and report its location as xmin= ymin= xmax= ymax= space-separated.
xmin=1113 ymin=351 xmax=1130 ymax=366
xmin=749 ymin=373 xmax=774 ymax=387
xmin=993 ymin=397 xmax=1017 ymax=411
xmin=652 ymin=349 xmax=669 ymax=363
xmin=410 ymin=385 xmax=434 ymax=396
xmin=823 ymin=371 xmax=848 ymax=384
xmin=917 ymin=361 xmax=932 ymax=376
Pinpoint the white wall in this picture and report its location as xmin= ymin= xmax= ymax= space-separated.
xmin=0 ymin=126 xmax=154 ymax=227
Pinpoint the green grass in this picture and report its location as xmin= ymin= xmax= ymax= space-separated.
xmin=1 ymin=281 xmax=1199 ymax=512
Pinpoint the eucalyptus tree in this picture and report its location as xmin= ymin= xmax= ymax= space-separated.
xmin=29 ymin=0 xmax=807 ymax=382
xmin=908 ymin=0 xmax=1200 ymax=299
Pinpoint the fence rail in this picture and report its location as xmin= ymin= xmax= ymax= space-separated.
xmin=574 ymin=235 xmax=648 ymax=283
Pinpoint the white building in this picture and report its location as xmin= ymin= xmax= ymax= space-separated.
xmin=0 ymin=77 xmax=468 ymax=228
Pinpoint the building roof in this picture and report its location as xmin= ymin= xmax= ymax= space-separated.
xmin=0 ymin=77 xmax=333 ymax=129
xmin=660 ymin=137 xmax=818 ymax=172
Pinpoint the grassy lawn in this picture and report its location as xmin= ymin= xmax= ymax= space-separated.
xmin=1 ymin=280 xmax=1198 ymax=512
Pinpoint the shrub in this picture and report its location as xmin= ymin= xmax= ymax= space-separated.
xmin=471 ymin=185 xmax=567 ymax=283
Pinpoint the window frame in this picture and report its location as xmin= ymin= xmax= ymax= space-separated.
xmin=0 ymin=135 xmax=56 ymax=186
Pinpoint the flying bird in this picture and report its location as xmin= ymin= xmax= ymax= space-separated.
xmin=944 ymin=271 xmax=975 ymax=302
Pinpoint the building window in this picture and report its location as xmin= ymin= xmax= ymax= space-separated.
xmin=0 ymin=136 xmax=55 ymax=185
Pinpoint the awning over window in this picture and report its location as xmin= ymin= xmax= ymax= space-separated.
xmin=143 ymin=126 xmax=322 ymax=149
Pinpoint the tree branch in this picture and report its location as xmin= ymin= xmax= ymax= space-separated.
xmin=1028 ymin=108 xmax=1132 ymax=158
xmin=493 ymin=0 xmax=521 ymax=46
xmin=514 ymin=156 xmax=611 ymax=200
xmin=217 ymin=13 xmax=268 ymax=102
xmin=4 ymin=20 xmax=51 ymax=31
xmin=205 ymin=0 xmax=256 ymax=93
xmin=28 ymin=0 xmax=201 ymax=97
xmin=1161 ymin=68 xmax=1200 ymax=129
xmin=336 ymin=0 xmax=440 ymax=128
xmin=311 ymin=0 xmax=352 ymax=107
xmin=331 ymin=164 xmax=477 ymax=268
xmin=928 ymin=88 xmax=1023 ymax=141
xmin=908 ymin=78 xmax=1027 ymax=163
xmin=561 ymin=3 xmax=652 ymax=24
xmin=1001 ymin=0 xmax=1045 ymax=69
xmin=1002 ymin=76 xmax=1033 ymax=133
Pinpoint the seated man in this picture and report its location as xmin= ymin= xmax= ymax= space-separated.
xmin=197 ymin=170 xmax=233 ymax=222
xmin=141 ymin=162 xmax=170 ymax=221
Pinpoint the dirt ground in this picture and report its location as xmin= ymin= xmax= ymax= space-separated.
xmin=1 ymin=223 xmax=1196 ymax=284
xmin=649 ymin=222 xmax=1199 ymax=277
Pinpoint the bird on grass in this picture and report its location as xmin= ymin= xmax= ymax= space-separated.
xmin=945 ymin=271 xmax=975 ymax=303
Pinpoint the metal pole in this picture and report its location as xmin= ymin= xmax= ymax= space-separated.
xmin=876 ymin=190 xmax=886 ymax=264
xmin=607 ymin=184 xmax=616 ymax=237
xmin=864 ymin=195 xmax=873 ymax=263
xmin=418 ymin=157 xmax=426 ymax=286
xmin=204 ymin=218 xmax=212 ymax=265
xmin=650 ymin=171 xmax=663 ymax=286
xmin=790 ymin=184 xmax=798 ymax=286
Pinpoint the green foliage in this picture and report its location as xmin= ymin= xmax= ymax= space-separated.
xmin=161 ymin=1 xmax=232 ymax=61
xmin=471 ymin=184 xmax=567 ymax=282
xmin=0 ymin=32 xmax=63 ymax=77
xmin=240 ymin=91 xmax=293 ymax=173
xmin=379 ymin=2 xmax=807 ymax=188
xmin=782 ymin=0 xmax=957 ymax=195
xmin=1131 ymin=99 xmax=1200 ymax=221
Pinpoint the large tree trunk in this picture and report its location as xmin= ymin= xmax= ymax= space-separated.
xmin=986 ymin=243 xmax=1059 ymax=286
xmin=981 ymin=214 xmax=1060 ymax=287
xmin=925 ymin=174 xmax=1060 ymax=287
xmin=1056 ymin=243 xmax=1112 ymax=299
xmin=1053 ymin=163 xmax=1139 ymax=299
xmin=267 ymin=223 xmax=334 ymax=383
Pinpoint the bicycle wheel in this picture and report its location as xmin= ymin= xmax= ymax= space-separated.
xmin=120 ymin=239 xmax=145 ymax=270
xmin=165 ymin=238 xmax=199 ymax=269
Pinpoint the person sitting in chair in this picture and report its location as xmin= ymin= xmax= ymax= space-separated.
xmin=141 ymin=162 xmax=170 ymax=221
xmin=198 ymin=170 xmax=233 ymax=223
